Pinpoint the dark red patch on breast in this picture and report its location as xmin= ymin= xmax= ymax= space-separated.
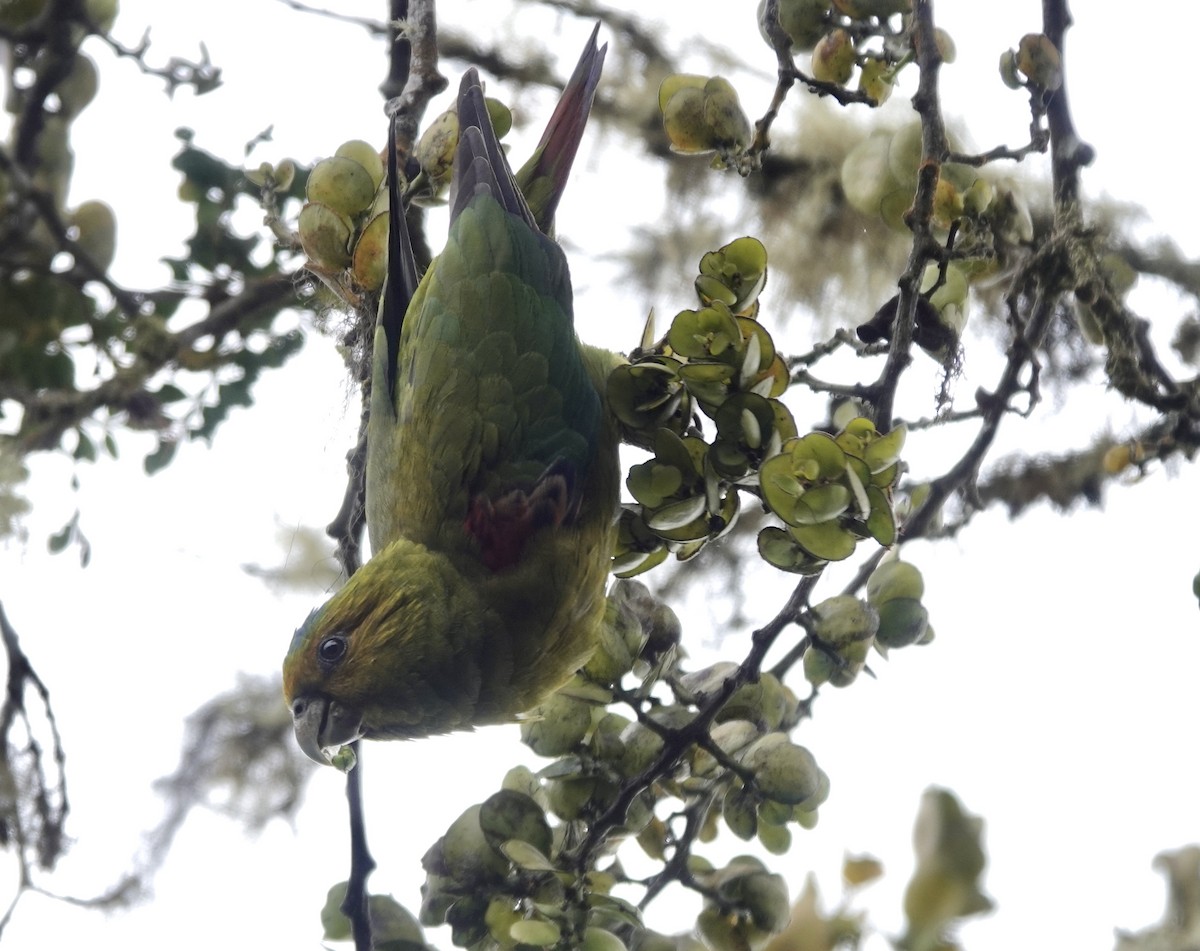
xmin=464 ymin=470 xmax=574 ymax=571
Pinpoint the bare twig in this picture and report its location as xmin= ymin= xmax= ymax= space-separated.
xmin=0 ymin=603 xmax=70 ymax=939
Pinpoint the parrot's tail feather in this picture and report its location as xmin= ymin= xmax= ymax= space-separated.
xmin=520 ymin=22 xmax=608 ymax=230
xmin=450 ymin=70 xmax=538 ymax=231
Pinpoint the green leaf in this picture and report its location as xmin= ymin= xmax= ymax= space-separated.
xmin=156 ymin=384 xmax=187 ymax=403
xmin=793 ymin=483 xmax=851 ymax=525
xmin=73 ymin=431 xmax=96 ymax=462
xmin=509 ymin=918 xmax=561 ymax=947
xmin=613 ymin=545 xmax=669 ymax=578
xmin=320 ymin=882 xmax=353 ymax=941
xmin=47 ymin=523 xmax=72 ymax=554
xmin=500 ymin=839 xmax=557 ymax=871
xmin=756 ymin=526 xmax=824 ymax=574
xmin=866 ymin=485 xmax=897 ymax=546
xmin=646 ymin=494 xmax=707 ymax=532
xmin=864 ymin=423 xmax=907 ymax=473
xmin=144 ymin=438 xmax=178 ymax=475
xmin=788 ymin=520 xmax=857 ymax=561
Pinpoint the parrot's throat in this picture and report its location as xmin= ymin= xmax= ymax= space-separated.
xmin=464 ymin=467 xmax=575 ymax=572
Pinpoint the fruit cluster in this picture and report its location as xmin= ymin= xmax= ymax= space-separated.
xmin=757 ymin=416 xmax=905 ymax=572
xmin=418 ymin=579 xmax=835 ymax=951
xmin=610 ymin=236 xmax=908 ymax=577
xmin=756 ymin=0 xmax=943 ymax=105
xmin=841 ymin=122 xmax=1034 ymax=359
xmin=657 ymin=75 xmax=753 ymax=171
xmin=289 ymin=95 xmax=516 ymax=306
xmin=608 ymin=237 xmax=795 ymax=576
xmin=802 ymin=558 xmax=932 ymax=688
xmin=410 ymin=98 xmax=514 ymax=202
xmin=294 ymin=140 xmax=390 ymax=295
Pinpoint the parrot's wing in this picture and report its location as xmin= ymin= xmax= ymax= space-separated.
xmin=377 ymin=112 xmax=423 ymax=403
xmin=515 ymin=22 xmax=607 ymax=233
xmin=367 ymin=66 xmax=606 ymax=573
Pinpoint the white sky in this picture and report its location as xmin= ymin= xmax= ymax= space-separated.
xmin=2 ymin=2 xmax=1198 ymax=950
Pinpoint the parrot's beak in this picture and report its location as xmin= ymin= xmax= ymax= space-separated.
xmin=291 ymin=694 xmax=364 ymax=767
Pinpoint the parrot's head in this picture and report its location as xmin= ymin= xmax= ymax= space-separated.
xmin=283 ymin=538 xmax=495 ymax=765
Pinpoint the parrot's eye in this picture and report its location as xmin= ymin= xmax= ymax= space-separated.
xmin=317 ymin=635 xmax=348 ymax=668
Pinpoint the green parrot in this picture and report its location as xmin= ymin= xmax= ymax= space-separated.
xmin=284 ymin=31 xmax=620 ymax=765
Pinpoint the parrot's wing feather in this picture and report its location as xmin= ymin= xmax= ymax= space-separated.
xmin=380 ymin=112 xmax=423 ymax=406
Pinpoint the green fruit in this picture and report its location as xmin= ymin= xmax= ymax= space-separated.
xmin=741 ymin=735 xmax=821 ymax=806
xmin=69 ymin=199 xmax=117 ymax=271
xmin=723 ymin=785 xmax=759 ymax=841
xmin=718 ymin=673 xmax=787 ymax=729
xmin=619 ymin=721 xmax=665 ymax=776
xmin=414 ymin=108 xmax=460 ymax=189
xmin=695 ymin=720 xmax=761 ymax=776
xmin=520 ymin=692 xmax=593 ymax=756
xmin=858 ymin=57 xmax=895 ymax=105
xmin=867 ymin=559 xmax=925 ymax=605
xmin=85 ymin=0 xmax=118 ymax=31
xmin=934 ymin=28 xmax=957 ymax=64
xmin=658 ymin=73 xmax=709 ymax=112
xmin=484 ymin=98 xmax=513 ymax=139
xmin=545 ymin=776 xmax=597 ymax=821
xmin=351 ymin=212 xmax=389 ymax=291
xmin=962 ymin=177 xmax=995 ymax=216
xmin=696 ymin=906 xmax=772 ymax=951
xmin=439 ymin=804 xmax=509 ymax=883
xmin=875 ymin=597 xmax=929 ymax=649
xmin=841 ymin=133 xmax=902 ymax=218
xmin=711 ymin=863 xmax=791 ymax=933
xmin=662 ymin=85 xmax=712 ymax=153
xmin=802 ymin=646 xmax=836 ymax=686
xmin=582 ymin=928 xmax=628 ymax=951
xmin=298 ymin=202 xmax=353 ymax=271
xmin=590 ymin=711 xmax=631 ymax=760
xmin=660 ymin=76 xmax=751 ymax=158
xmin=757 ymin=820 xmax=791 ymax=855
xmin=306 ymin=155 xmax=376 ymax=218
xmin=811 ymin=595 xmax=879 ymax=648
xmin=56 ymin=54 xmax=99 ymax=117
xmin=334 ymin=139 xmax=385 ymax=190
xmin=701 ymin=77 xmax=752 ymax=151
xmin=0 ymin=0 xmax=46 ymax=28
xmin=811 ymin=29 xmax=855 ymax=85
xmin=759 ymin=0 xmax=830 ymax=53
xmin=1015 ymin=33 xmax=1063 ymax=90
xmin=484 ymin=898 xmax=522 ymax=945
xmin=478 ymin=789 xmax=552 ymax=856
